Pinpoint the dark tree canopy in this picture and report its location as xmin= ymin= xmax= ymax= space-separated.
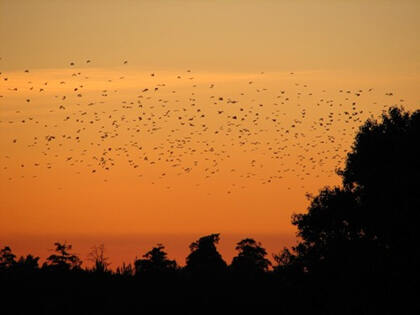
xmin=45 ymin=242 xmax=82 ymax=271
xmin=185 ymin=233 xmax=227 ymax=274
xmin=291 ymin=107 xmax=420 ymax=284
xmin=115 ymin=262 xmax=134 ymax=278
xmin=134 ymin=244 xmax=177 ymax=275
xmin=230 ymin=238 xmax=271 ymax=275
xmin=291 ymin=187 xmax=365 ymax=273
xmin=15 ymin=254 xmax=40 ymax=271
xmin=342 ymin=107 xmax=420 ymax=191
xmin=87 ymin=244 xmax=110 ymax=273
xmin=0 ymin=247 xmax=40 ymax=273
xmin=342 ymin=107 xmax=420 ymax=249
xmin=0 ymin=246 xmax=16 ymax=271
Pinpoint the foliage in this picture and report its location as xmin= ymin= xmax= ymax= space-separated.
xmin=185 ymin=233 xmax=227 ymax=274
xmin=87 ymin=244 xmax=110 ymax=273
xmin=230 ymin=238 xmax=271 ymax=274
xmin=45 ymin=242 xmax=82 ymax=271
xmin=0 ymin=246 xmax=16 ymax=271
xmin=116 ymin=262 xmax=134 ymax=278
xmin=15 ymin=254 xmax=40 ymax=271
xmin=134 ymin=244 xmax=177 ymax=276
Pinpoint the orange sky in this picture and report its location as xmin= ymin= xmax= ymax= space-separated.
xmin=0 ymin=0 xmax=419 ymax=267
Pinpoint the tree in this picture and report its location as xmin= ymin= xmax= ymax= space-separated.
xmin=291 ymin=107 xmax=420 ymax=267
xmin=45 ymin=242 xmax=82 ymax=271
xmin=185 ymin=234 xmax=227 ymax=275
xmin=0 ymin=246 xmax=16 ymax=271
xmin=87 ymin=244 xmax=110 ymax=273
xmin=273 ymin=248 xmax=294 ymax=268
xmin=291 ymin=187 xmax=365 ymax=274
xmin=340 ymin=107 xmax=420 ymax=252
xmin=116 ymin=262 xmax=134 ymax=278
xmin=288 ymin=107 xmax=420 ymax=313
xmin=230 ymin=238 xmax=271 ymax=275
xmin=134 ymin=244 xmax=177 ymax=276
xmin=15 ymin=254 xmax=40 ymax=271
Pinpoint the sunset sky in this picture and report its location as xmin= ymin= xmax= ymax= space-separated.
xmin=1 ymin=0 xmax=419 ymax=267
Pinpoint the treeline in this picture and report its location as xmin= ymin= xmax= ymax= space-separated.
xmin=0 ymin=235 xmax=279 ymax=276
xmin=0 ymin=236 xmax=301 ymax=315
xmin=1 ymin=107 xmax=419 ymax=315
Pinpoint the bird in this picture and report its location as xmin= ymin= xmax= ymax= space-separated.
xmin=0 ymin=59 xmax=399 ymax=197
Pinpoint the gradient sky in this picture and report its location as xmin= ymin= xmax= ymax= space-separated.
xmin=1 ymin=0 xmax=419 ymax=267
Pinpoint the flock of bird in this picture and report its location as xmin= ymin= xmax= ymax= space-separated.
xmin=0 ymin=59 xmax=406 ymax=194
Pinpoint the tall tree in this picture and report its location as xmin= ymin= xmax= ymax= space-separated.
xmin=289 ymin=107 xmax=420 ymax=313
xmin=292 ymin=107 xmax=420 ymax=268
xmin=341 ymin=107 xmax=420 ymax=253
xmin=87 ymin=244 xmax=110 ymax=273
xmin=0 ymin=246 xmax=16 ymax=271
xmin=230 ymin=238 xmax=271 ymax=275
xmin=45 ymin=242 xmax=82 ymax=271
xmin=185 ymin=234 xmax=227 ymax=275
xmin=134 ymin=244 xmax=177 ymax=275
xmin=15 ymin=255 xmax=40 ymax=271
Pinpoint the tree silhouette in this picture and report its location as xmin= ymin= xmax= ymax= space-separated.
xmin=87 ymin=244 xmax=110 ymax=273
xmin=134 ymin=244 xmax=177 ymax=276
xmin=341 ymin=107 xmax=420 ymax=254
xmin=292 ymin=107 xmax=420 ymax=265
xmin=0 ymin=246 xmax=16 ymax=271
xmin=289 ymin=107 xmax=420 ymax=313
xmin=45 ymin=242 xmax=82 ymax=271
xmin=116 ymin=262 xmax=134 ymax=278
xmin=15 ymin=254 xmax=40 ymax=271
xmin=230 ymin=238 xmax=271 ymax=275
xmin=185 ymin=234 xmax=227 ymax=275
xmin=291 ymin=187 xmax=364 ymax=274
xmin=273 ymin=247 xmax=301 ymax=275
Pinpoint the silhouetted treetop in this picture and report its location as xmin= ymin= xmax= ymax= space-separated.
xmin=0 ymin=246 xmax=16 ymax=271
xmin=230 ymin=238 xmax=271 ymax=274
xmin=341 ymin=107 xmax=420 ymax=245
xmin=291 ymin=106 xmax=420 ymax=277
xmin=342 ymin=107 xmax=420 ymax=189
xmin=291 ymin=187 xmax=366 ymax=273
xmin=115 ymin=262 xmax=134 ymax=278
xmin=185 ymin=233 xmax=227 ymax=274
xmin=15 ymin=254 xmax=40 ymax=271
xmin=292 ymin=187 xmax=362 ymax=246
xmin=45 ymin=242 xmax=82 ymax=271
xmin=273 ymin=247 xmax=298 ymax=272
xmin=134 ymin=244 xmax=177 ymax=275
xmin=87 ymin=244 xmax=110 ymax=273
